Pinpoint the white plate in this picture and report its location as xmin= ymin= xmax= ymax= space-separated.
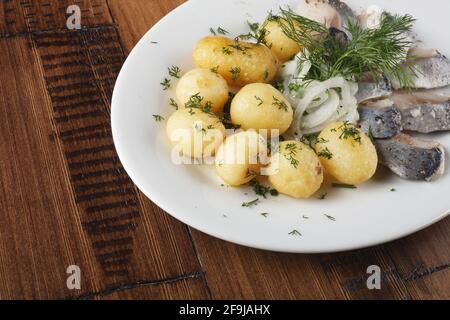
xmin=112 ymin=0 xmax=450 ymax=253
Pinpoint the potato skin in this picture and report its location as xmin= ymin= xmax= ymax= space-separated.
xmin=176 ymin=68 xmax=229 ymax=114
xmin=215 ymin=131 xmax=266 ymax=186
xmin=193 ymin=36 xmax=279 ymax=87
xmin=268 ymin=141 xmax=323 ymax=198
xmin=230 ymin=83 xmax=293 ymax=136
xmin=263 ymin=20 xmax=301 ymax=62
xmin=316 ymin=122 xmax=378 ymax=185
xmin=166 ymin=108 xmax=226 ymax=159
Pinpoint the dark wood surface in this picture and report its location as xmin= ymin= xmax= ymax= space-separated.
xmin=0 ymin=0 xmax=448 ymax=300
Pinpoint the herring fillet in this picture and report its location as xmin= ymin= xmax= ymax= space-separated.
xmin=374 ymin=134 xmax=446 ymax=181
xmin=356 ymin=75 xmax=392 ymax=103
xmin=390 ymin=51 xmax=450 ymax=90
xmin=359 ymin=99 xmax=402 ymax=138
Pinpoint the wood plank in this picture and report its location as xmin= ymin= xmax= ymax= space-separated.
xmin=0 ymin=0 xmax=112 ymax=35
xmin=0 ymin=0 xmax=208 ymax=299
xmin=107 ymin=0 xmax=185 ymax=53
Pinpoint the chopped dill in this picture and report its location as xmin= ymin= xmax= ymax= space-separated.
xmin=324 ymin=214 xmax=336 ymax=221
xmin=272 ymin=96 xmax=289 ymax=112
xmin=274 ymin=80 xmax=285 ymax=93
xmin=270 ymin=189 xmax=279 ymax=196
xmin=217 ymin=27 xmax=229 ymax=35
xmin=318 ymin=193 xmax=328 ymax=200
xmin=284 ymin=143 xmax=299 ymax=168
xmin=168 ymin=65 xmax=181 ymax=78
xmin=185 ymin=93 xmax=203 ymax=108
xmin=336 ymin=122 xmax=362 ymax=144
xmin=169 ymin=98 xmax=178 ymax=109
xmin=288 ymin=229 xmax=302 ymax=236
xmin=222 ymin=47 xmax=233 ymax=55
xmin=390 ymin=188 xmax=397 ymax=192
xmin=317 ymin=147 xmax=333 ymax=160
xmin=242 ymin=199 xmax=259 ymax=208
xmin=230 ymin=67 xmax=241 ymax=82
xmin=261 ymin=213 xmax=269 ymax=218
xmin=210 ymin=65 xmax=220 ymax=74
xmin=254 ymin=96 xmax=264 ymax=106
xmin=153 ymin=114 xmax=164 ymax=122
xmin=160 ymin=78 xmax=171 ymax=90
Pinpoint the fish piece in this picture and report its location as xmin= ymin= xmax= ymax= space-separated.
xmin=359 ymin=99 xmax=402 ymax=138
xmin=390 ymin=51 xmax=450 ymax=89
xmin=358 ymin=5 xmax=383 ymax=30
xmin=375 ymin=133 xmax=446 ymax=181
xmin=296 ymin=0 xmax=355 ymax=29
xmin=356 ymin=75 xmax=392 ymax=103
xmin=390 ymin=86 xmax=450 ymax=133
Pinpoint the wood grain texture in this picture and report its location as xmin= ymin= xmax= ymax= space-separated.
xmin=0 ymin=0 xmax=448 ymax=300
xmin=0 ymin=0 xmax=208 ymax=299
xmin=108 ymin=0 xmax=450 ymax=300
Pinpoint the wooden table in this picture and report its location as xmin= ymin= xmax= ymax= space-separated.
xmin=0 ymin=0 xmax=448 ymax=300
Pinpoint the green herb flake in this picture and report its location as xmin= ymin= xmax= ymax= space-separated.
xmin=160 ymin=78 xmax=171 ymax=90
xmin=168 ymin=66 xmax=181 ymax=79
xmin=288 ymin=229 xmax=302 ymax=236
xmin=153 ymin=114 xmax=164 ymax=122
xmin=324 ymin=214 xmax=336 ymax=221
xmin=169 ymin=98 xmax=178 ymax=109
xmin=318 ymin=193 xmax=328 ymax=200
xmin=272 ymin=96 xmax=289 ymax=112
xmin=242 ymin=199 xmax=259 ymax=208
xmin=254 ymin=96 xmax=264 ymax=106
xmin=317 ymin=147 xmax=333 ymax=160
xmin=230 ymin=67 xmax=241 ymax=82
xmin=261 ymin=212 xmax=269 ymax=218
xmin=284 ymin=143 xmax=300 ymax=168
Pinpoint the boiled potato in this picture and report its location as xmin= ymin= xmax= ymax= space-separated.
xmin=166 ymin=108 xmax=226 ymax=159
xmin=176 ymin=68 xmax=229 ymax=114
xmin=315 ymin=122 xmax=378 ymax=185
xmin=230 ymin=83 xmax=293 ymax=136
xmin=268 ymin=141 xmax=323 ymax=198
xmin=263 ymin=19 xmax=301 ymax=62
xmin=215 ymin=131 xmax=267 ymax=186
xmin=193 ymin=36 xmax=279 ymax=87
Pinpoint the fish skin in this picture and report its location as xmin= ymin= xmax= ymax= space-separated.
xmin=391 ymin=51 xmax=450 ymax=90
xmin=374 ymin=133 xmax=446 ymax=181
xmin=359 ymin=100 xmax=402 ymax=138
xmin=328 ymin=0 xmax=356 ymax=21
xmin=398 ymin=102 xmax=450 ymax=133
xmin=356 ymin=75 xmax=392 ymax=103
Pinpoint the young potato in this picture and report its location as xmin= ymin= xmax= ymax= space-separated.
xmin=263 ymin=19 xmax=301 ymax=62
xmin=176 ymin=68 xmax=229 ymax=114
xmin=230 ymin=83 xmax=293 ymax=136
xmin=315 ymin=122 xmax=378 ymax=185
xmin=215 ymin=131 xmax=267 ymax=186
xmin=268 ymin=141 xmax=324 ymax=198
xmin=193 ymin=36 xmax=279 ymax=87
xmin=166 ymin=108 xmax=226 ymax=159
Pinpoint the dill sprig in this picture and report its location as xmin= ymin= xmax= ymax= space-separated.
xmin=279 ymin=8 xmax=417 ymax=87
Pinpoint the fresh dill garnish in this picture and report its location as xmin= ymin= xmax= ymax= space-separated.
xmin=153 ymin=114 xmax=164 ymax=122
xmin=150 ymin=41 xmax=158 ymax=44
xmin=217 ymin=27 xmax=229 ymax=35
xmin=211 ymin=65 xmax=220 ymax=74
xmin=288 ymin=229 xmax=302 ymax=236
xmin=302 ymin=215 xmax=309 ymax=219
xmin=242 ymin=199 xmax=259 ymax=208
xmin=390 ymin=188 xmax=397 ymax=192
xmin=250 ymin=179 xmax=278 ymax=199
xmin=203 ymin=101 xmax=213 ymax=113
xmin=336 ymin=122 xmax=362 ymax=144
xmin=284 ymin=143 xmax=299 ymax=168
xmin=209 ymin=27 xmax=217 ymax=35
xmin=185 ymin=93 xmax=203 ymax=108
xmin=168 ymin=66 xmax=181 ymax=78
xmin=318 ymin=193 xmax=328 ymax=200
xmin=318 ymin=147 xmax=333 ymax=160
xmin=300 ymin=133 xmax=319 ymax=148
xmin=228 ymin=43 xmax=251 ymax=55
xmin=160 ymin=78 xmax=171 ymax=90
xmin=236 ymin=19 xmax=270 ymax=45
xmin=332 ymin=183 xmax=357 ymax=189
xmin=288 ymin=82 xmax=302 ymax=93
xmin=222 ymin=47 xmax=233 ymax=55
xmin=279 ymin=8 xmax=418 ymax=86
xmin=261 ymin=212 xmax=269 ymax=218
xmin=169 ymin=98 xmax=179 ymax=109
xmin=316 ymin=137 xmax=329 ymax=144
xmin=324 ymin=214 xmax=336 ymax=221
xmin=230 ymin=67 xmax=241 ymax=82
xmin=272 ymin=96 xmax=289 ymax=112
xmin=254 ymin=96 xmax=264 ymax=106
